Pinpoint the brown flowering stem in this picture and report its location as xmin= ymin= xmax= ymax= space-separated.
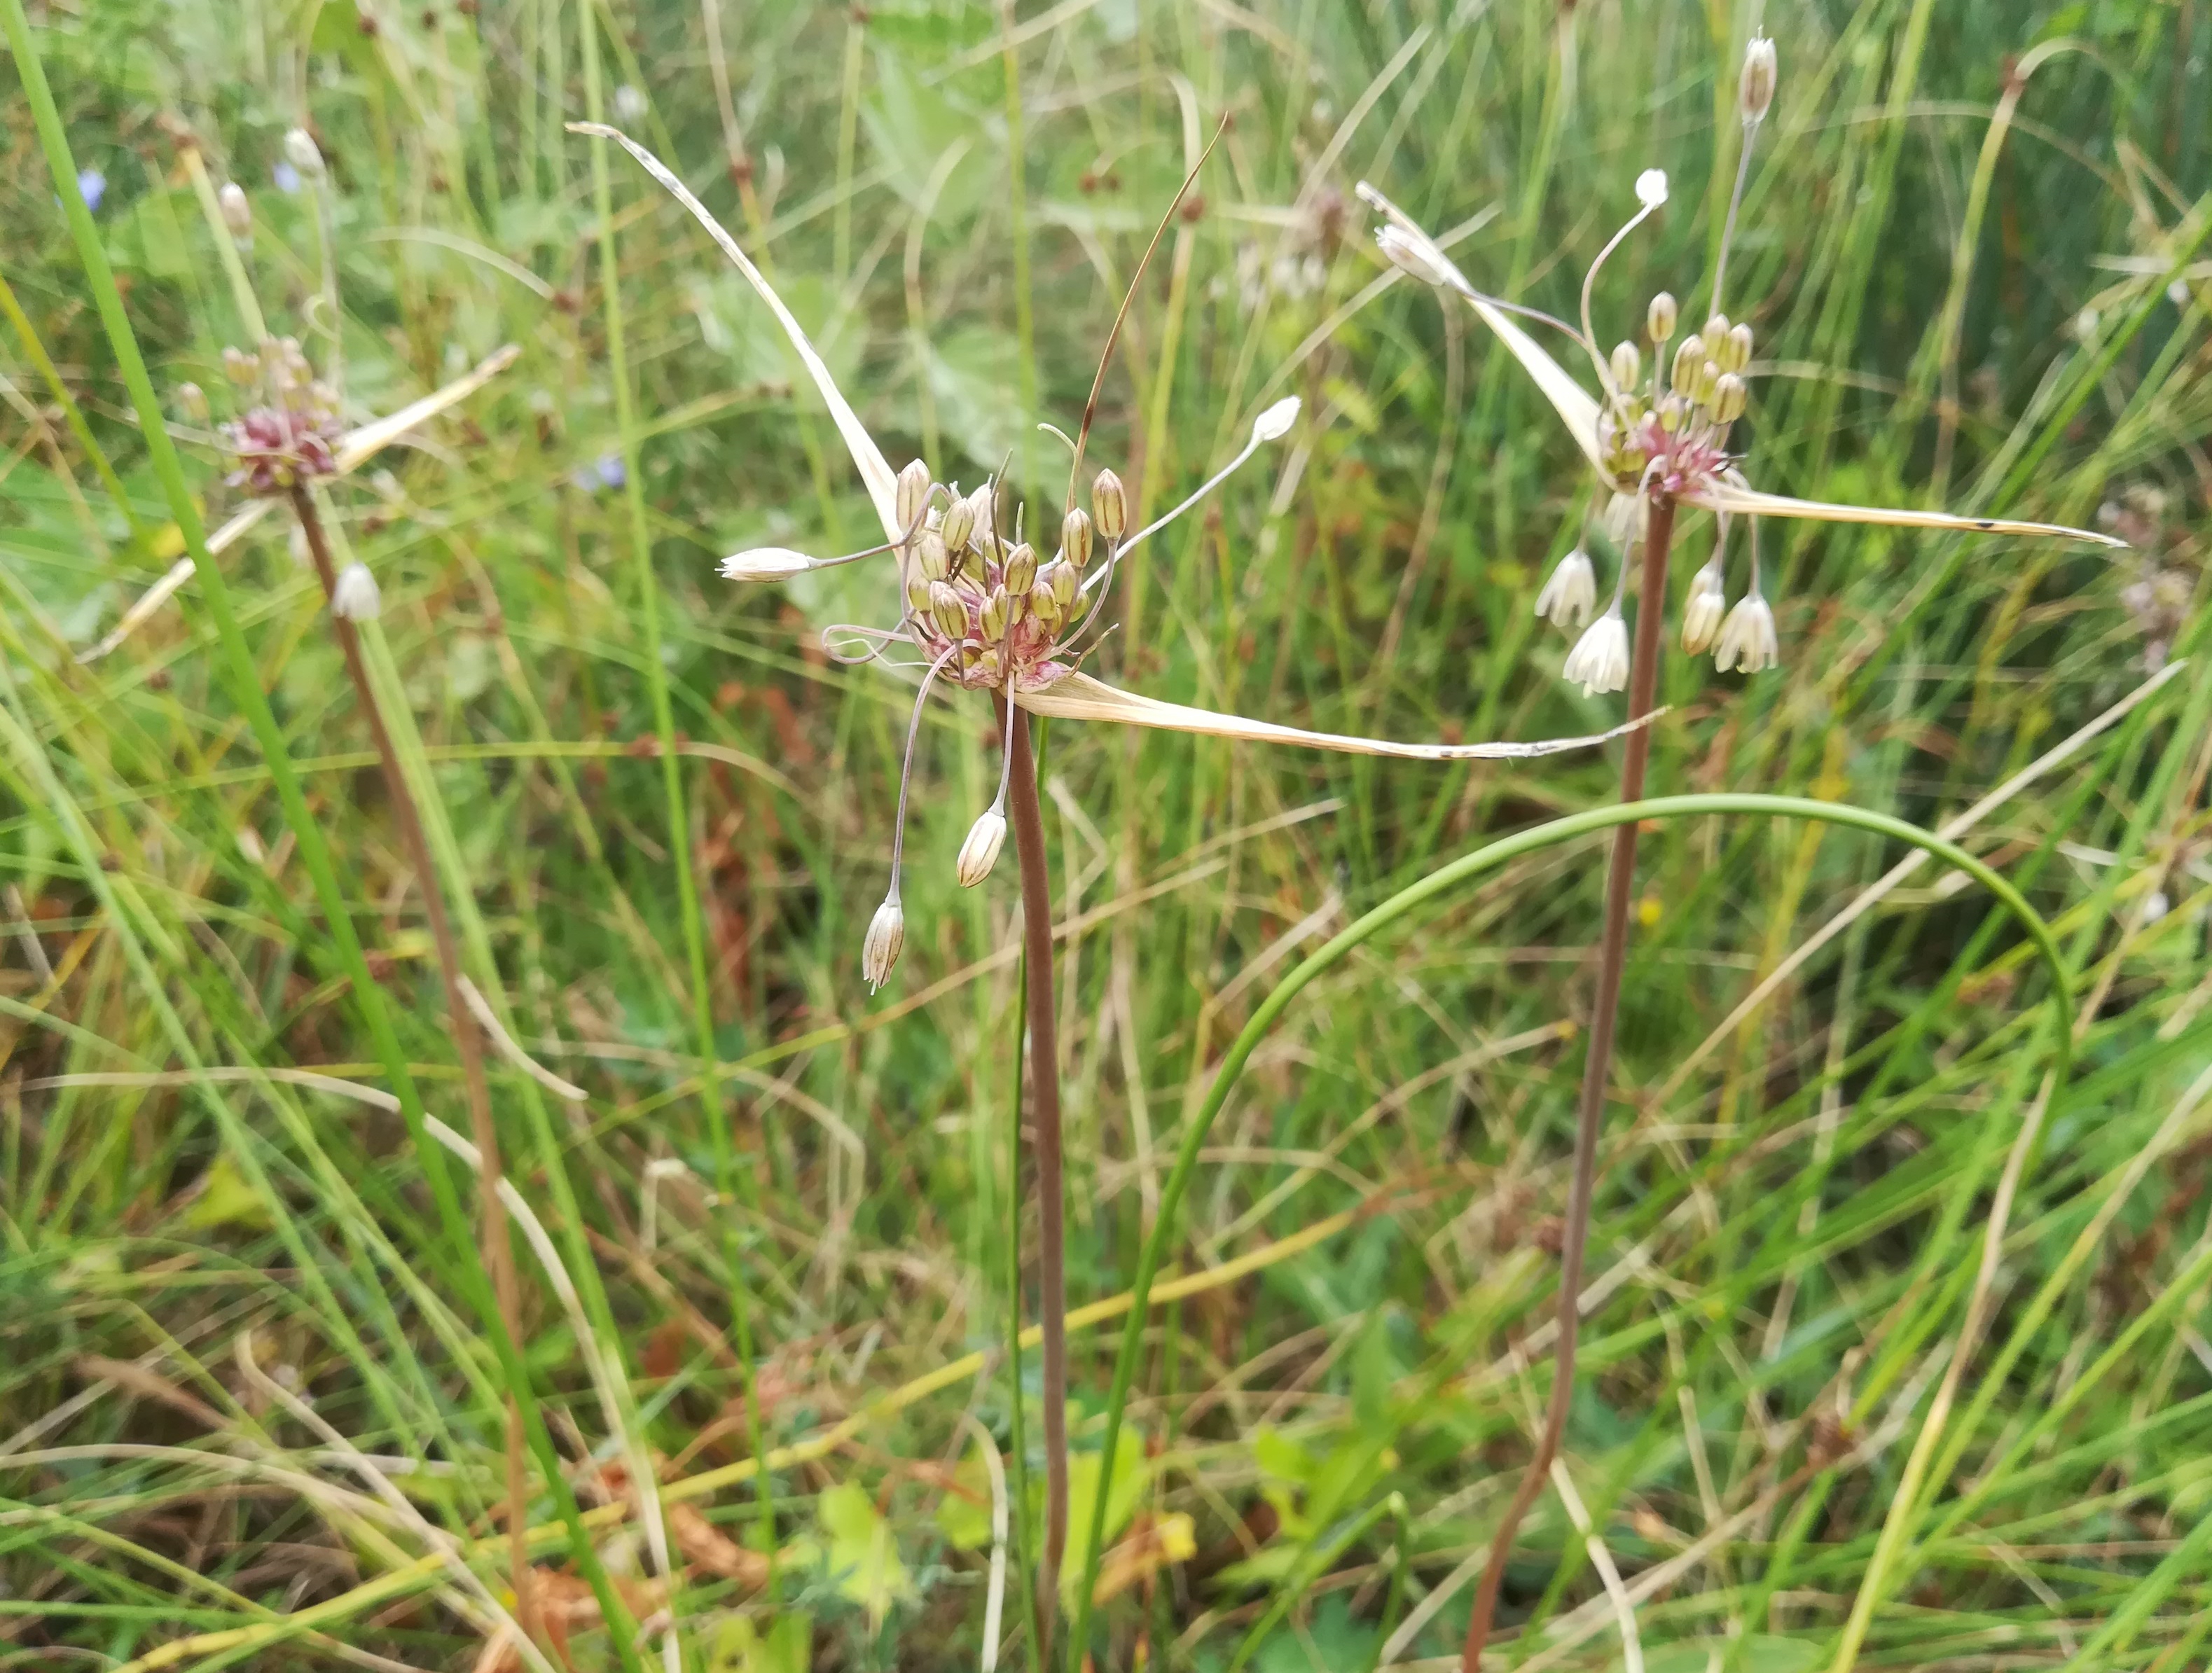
xmin=1004 ymin=699 xmax=1070 ymax=1646
xmin=1461 ymin=491 xmax=1677 ymax=1672
xmin=286 ymin=487 xmax=541 ymax=1651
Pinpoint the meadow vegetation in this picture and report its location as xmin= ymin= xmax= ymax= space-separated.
xmin=3 ymin=1 xmax=2211 ymax=1669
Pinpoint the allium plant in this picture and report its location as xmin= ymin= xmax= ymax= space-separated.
xmin=578 ymin=118 xmax=1657 ymax=1641
xmin=1362 ymin=34 xmax=2119 ymax=1671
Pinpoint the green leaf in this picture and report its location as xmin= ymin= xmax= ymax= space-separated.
xmin=1643 ymin=1637 xmax=1818 ymax=1673
xmin=934 ymin=1451 xmax=995 ymax=1551
xmin=182 ymin=1153 xmax=272 ymax=1232
xmin=707 ymin=1613 xmax=813 ymax=1673
xmin=817 ymin=1483 xmax=914 ymax=1629
xmin=1058 ymin=1440 xmax=1151 ymax=1606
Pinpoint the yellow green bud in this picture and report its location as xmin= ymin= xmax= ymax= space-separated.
xmin=1647 ymin=291 xmax=1678 ymax=343
xmin=1061 ymin=506 xmax=1095 ymax=569
xmin=1092 ymin=468 xmax=1127 ymax=541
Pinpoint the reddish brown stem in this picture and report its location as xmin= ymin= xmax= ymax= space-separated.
xmin=1004 ymin=700 xmax=1070 ymax=1645
xmin=1461 ymin=492 xmax=1676 ymax=1671
xmin=288 ymin=487 xmax=540 ymax=1648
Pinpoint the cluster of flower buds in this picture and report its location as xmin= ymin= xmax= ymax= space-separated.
xmin=219 ymin=337 xmax=345 ymax=496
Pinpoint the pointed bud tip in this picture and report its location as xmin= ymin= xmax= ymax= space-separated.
xmin=1251 ymin=396 xmax=1301 ymax=443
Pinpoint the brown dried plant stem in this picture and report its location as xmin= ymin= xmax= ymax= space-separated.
xmin=1004 ymin=700 xmax=1071 ymax=1639
xmin=287 ymin=487 xmax=540 ymax=1644
xmin=1461 ymin=492 xmax=1678 ymax=1672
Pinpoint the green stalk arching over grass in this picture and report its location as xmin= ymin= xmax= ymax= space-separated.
xmin=576 ymin=0 xmax=780 ymax=1585
xmin=0 ymin=7 xmax=641 ymax=1652
xmin=1064 ymin=792 xmax=2075 ymax=1658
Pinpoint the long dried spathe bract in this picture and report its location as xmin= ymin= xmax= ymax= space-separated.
xmin=576 ymin=121 xmax=1668 ymax=990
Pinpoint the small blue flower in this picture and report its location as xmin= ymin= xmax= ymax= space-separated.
xmin=593 ymin=452 xmax=627 ymax=491
xmin=273 ymin=160 xmax=301 ymax=194
xmin=75 ymin=169 xmax=106 ymax=213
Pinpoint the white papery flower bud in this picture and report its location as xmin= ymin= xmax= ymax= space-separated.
xmin=1740 ymin=36 xmax=1778 ymax=124
xmin=1636 ymin=169 xmax=1668 ymax=208
xmin=1376 ymin=224 xmax=1455 ymax=287
xmin=1680 ymin=559 xmax=1727 ymax=655
xmin=721 ymin=547 xmax=811 ymax=581
xmin=861 ymin=896 xmax=905 ymax=990
xmin=1534 ymin=549 xmax=1598 ymax=630
xmin=955 ymin=808 xmax=1008 ymax=888
xmin=284 ymin=127 xmax=326 ymax=178
xmin=219 ymin=182 xmax=251 ymax=240
xmin=330 ymin=562 xmax=381 ymax=622
xmin=613 ymin=84 xmax=648 ymax=124
xmin=896 ymin=459 xmax=932 ymax=534
xmin=1562 ymin=609 xmax=1631 ymax=697
xmin=1647 ymin=291 xmax=1678 ymax=343
xmin=1609 ymin=340 xmax=1642 ymax=391
xmin=1713 ymin=591 xmax=1778 ymax=673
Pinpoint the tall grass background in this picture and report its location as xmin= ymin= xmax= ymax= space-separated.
xmin=3 ymin=0 xmax=2211 ymax=1668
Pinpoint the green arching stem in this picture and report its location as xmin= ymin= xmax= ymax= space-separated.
xmin=577 ymin=0 xmax=780 ymax=1588
xmin=0 ymin=269 xmax=145 ymax=542
xmin=0 ymin=6 xmax=640 ymax=1656
xmin=1063 ymin=791 xmax=2075 ymax=1658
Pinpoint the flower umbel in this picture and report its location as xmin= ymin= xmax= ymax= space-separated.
xmin=1356 ymin=29 xmax=2117 ymax=692
xmin=576 ymin=120 xmax=1664 ymax=991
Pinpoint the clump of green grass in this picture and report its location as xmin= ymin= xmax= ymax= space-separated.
xmin=2 ymin=4 xmax=2209 ymax=1672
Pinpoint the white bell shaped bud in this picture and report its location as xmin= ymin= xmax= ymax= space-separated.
xmin=330 ymin=562 xmax=382 ymax=622
xmin=1713 ymin=592 xmax=1779 ymax=674
xmin=1636 ymin=169 xmax=1668 ymax=208
xmin=1561 ymin=609 xmax=1631 ymax=697
xmin=1250 ymin=396 xmax=1301 ymax=443
xmin=861 ymin=896 xmax=905 ymax=991
xmin=284 ymin=127 xmax=326 ymax=178
xmin=1534 ymin=549 xmax=1598 ymax=630
xmin=1680 ymin=558 xmax=1727 ymax=655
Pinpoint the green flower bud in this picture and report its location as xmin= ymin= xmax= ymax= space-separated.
xmin=1647 ymin=291 xmax=1678 ymax=343
xmin=907 ymin=573 xmax=932 ymax=613
xmin=917 ymin=528 xmax=951 ymax=581
xmin=896 ymin=458 xmax=932 ymax=534
xmin=1704 ymin=312 xmax=1731 ymax=346
xmin=941 ymin=495 xmax=975 ymax=553
xmin=980 ymin=586 xmax=1011 ymax=641
xmin=1724 ymin=322 xmax=1755 ymax=373
xmin=1671 ymin=335 xmax=1706 ymax=393
xmin=1003 ymin=541 xmax=1037 ymax=595
xmin=1609 ymin=340 xmax=1642 ymax=391
xmin=1044 ymin=558 xmax=1079 ymax=610
xmin=929 ymin=580 xmax=968 ymax=641
xmin=1713 ymin=372 xmax=1747 ymax=424
xmin=1657 ymin=394 xmax=1686 ymax=433
xmin=1030 ymin=582 xmax=1063 ymax=630
xmin=1061 ymin=506 xmax=1095 ymax=569
xmin=1092 ymin=468 xmax=1127 ymax=541
xmin=1692 ymin=357 xmax=1720 ymax=408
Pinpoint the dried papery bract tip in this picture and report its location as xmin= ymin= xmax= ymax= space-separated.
xmin=1251 ymin=396 xmax=1301 ymax=443
xmin=955 ymin=807 xmax=1008 ymax=888
xmin=219 ymin=181 xmax=251 ymax=240
xmin=1535 ymin=548 xmax=1598 ymax=630
xmin=896 ymin=459 xmax=932 ymax=533
xmin=1093 ymin=468 xmax=1128 ymax=541
xmin=862 ymin=896 xmax=905 ymax=991
xmin=284 ymin=127 xmax=326 ymax=177
xmin=330 ymin=562 xmax=382 ymax=622
xmin=1376 ymin=223 xmax=1455 ymax=287
xmin=1636 ymin=168 xmax=1669 ymax=208
xmin=1740 ymin=35 xmax=1778 ymax=125
xmin=1647 ymin=291 xmax=1678 ymax=343
xmin=720 ymin=546 xmax=812 ymax=581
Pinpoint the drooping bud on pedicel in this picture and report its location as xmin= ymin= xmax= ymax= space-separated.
xmin=1610 ymin=340 xmax=1642 ymax=391
xmin=896 ymin=458 xmax=932 ymax=534
xmin=1250 ymin=396 xmax=1301 ymax=442
xmin=1739 ymin=35 xmax=1778 ymax=125
xmin=955 ymin=807 xmax=1008 ymax=887
xmin=1647 ymin=291 xmax=1678 ymax=343
xmin=1724 ymin=322 xmax=1755 ymax=373
xmin=861 ymin=896 xmax=905 ymax=990
xmin=1003 ymin=541 xmax=1037 ymax=596
xmin=1713 ymin=373 xmax=1747 ymax=424
xmin=941 ymin=494 xmax=975 ymax=554
xmin=929 ymin=580 xmax=969 ymax=641
xmin=1635 ymin=169 xmax=1668 ymax=208
xmin=916 ymin=527 xmax=951 ymax=581
xmin=219 ymin=182 xmax=252 ymax=241
xmin=1092 ymin=468 xmax=1127 ymax=541
xmin=1060 ymin=506 xmax=1094 ymax=572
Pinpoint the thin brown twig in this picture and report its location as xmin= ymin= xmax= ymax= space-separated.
xmin=1462 ymin=492 xmax=1676 ymax=1671
xmin=286 ymin=487 xmax=541 ymax=1652
xmin=1004 ymin=700 xmax=1070 ymax=1644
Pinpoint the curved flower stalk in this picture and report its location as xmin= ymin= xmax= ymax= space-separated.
xmin=575 ymin=120 xmax=1655 ymax=987
xmin=1360 ymin=33 xmax=2120 ymax=1673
